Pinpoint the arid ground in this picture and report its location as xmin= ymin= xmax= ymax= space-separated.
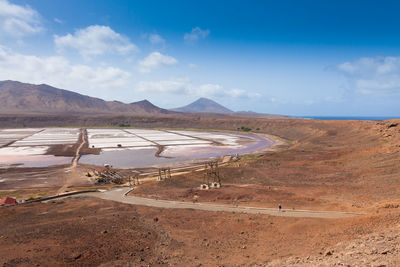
xmin=1 ymin=116 xmax=400 ymax=266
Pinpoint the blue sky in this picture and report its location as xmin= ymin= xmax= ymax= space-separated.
xmin=0 ymin=0 xmax=400 ymax=116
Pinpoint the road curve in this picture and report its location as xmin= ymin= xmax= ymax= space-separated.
xmin=85 ymin=187 xmax=364 ymax=219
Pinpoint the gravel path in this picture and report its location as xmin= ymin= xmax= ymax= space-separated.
xmin=86 ymin=187 xmax=364 ymax=219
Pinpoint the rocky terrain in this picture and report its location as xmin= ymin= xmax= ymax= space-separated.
xmin=131 ymin=119 xmax=400 ymax=211
xmin=0 ymin=117 xmax=399 ymax=266
xmin=269 ymin=225 xmax=400 ymax=266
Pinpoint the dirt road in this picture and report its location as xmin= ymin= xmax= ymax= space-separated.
xmin=86 ymin=187 xmax=363 ymax=219
xmin=57 ymin=129 xmax=87 ymax=193
xmin=72 ymin=129 xmax=87 ymax=168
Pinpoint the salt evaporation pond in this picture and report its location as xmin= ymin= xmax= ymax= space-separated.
xmin=79 ymin=129 xmax=273 ymax=168
xmin=79 ymin=147 xmax=182 ymax=168
xmin=0 ymin=128 xmax=273 ymax=168
xmin=0 ymin=128 xmax=77 ymax=167
xmin=0 ymin=155 xmax=72 ymax=168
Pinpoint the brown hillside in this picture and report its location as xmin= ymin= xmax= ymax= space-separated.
xmin=0 ymin=80 xmax=171 ymax=115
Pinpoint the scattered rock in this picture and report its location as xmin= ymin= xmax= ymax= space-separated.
xmin=381 ymin=249 xmax=390 ymax=255
xmin=267 ymin=227 xmax=400 ymax=266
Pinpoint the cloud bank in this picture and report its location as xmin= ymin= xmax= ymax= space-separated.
xmin=0 ymin=46 xmax=130 ymax=91
xmin=136 ymin=78 xmax=260 ymax=98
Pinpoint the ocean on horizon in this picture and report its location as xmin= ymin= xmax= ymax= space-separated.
xmin=297 ymin=116 xmax=399 ymax=121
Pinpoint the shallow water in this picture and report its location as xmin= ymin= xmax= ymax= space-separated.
xmin=79 ymin=132 xmax=273 ymax=168
xmin=0 ymin=155 xmax=72 ymax=167
xmin=162 ymin=133 xmax=272 ymax=159
xmin=79 ymin=147 xmax=187 ymax=168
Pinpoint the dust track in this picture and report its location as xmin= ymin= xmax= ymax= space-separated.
xmin=71 ymin=129 xmax=86 ymax=168
xmin=57 ymin=129 xmax=86 ymax=193
xmin=86 ymin=187 xmax=364 ymax=219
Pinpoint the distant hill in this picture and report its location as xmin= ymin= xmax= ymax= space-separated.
xmin=0 ymin=80 xmax=170 ymax=115
xmin=172 ymin=97 xmax=233 ymax=114
xmin=235 ymin=110 xmax=258 ymax=114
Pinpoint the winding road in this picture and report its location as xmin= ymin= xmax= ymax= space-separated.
xmin=84 ymin=187 xmax=364 ymax=219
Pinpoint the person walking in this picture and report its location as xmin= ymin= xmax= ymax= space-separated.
xmin=278 ymin=204 xmax=282 ymax=211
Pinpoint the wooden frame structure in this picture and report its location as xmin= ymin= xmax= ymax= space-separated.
xmin=158 ymin=167 xmax=171 ymax=181
xmin=203 ymin=161 xmax=221 ymax=188
xmin=128 ymin=172 xmax=140 ymax=186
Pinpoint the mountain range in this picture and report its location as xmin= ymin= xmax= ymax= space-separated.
xmin=0 ymin=80 xmax=169 ymax=115
xmin=0 ymin=80 xmax=262 ymax=116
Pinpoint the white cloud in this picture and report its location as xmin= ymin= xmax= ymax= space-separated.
xmin=229 ymin=88 xmax=261 ymax=98
xmin=336 ymin=56 xmax=400 ymax=94
xmin=148 ymin=33 xmax=165 ymax=45
xmin=324 ymin=96 xmax=346 ymax=103
xmin=138 ymin=52 xmax=178 ymax=73
xmin=196 ymin=83 xmax=224 ymax=96
xmin=136 ymin=78 xmax=189 ymax=93
xmin=0 ymin=46 xmax=130 ymax=91
xmin=188 ymin=63 xmax=197 ymax=69
xmin=54 ymin=18 xmax=63 ymax=24
xmin=194 ymin=84 xmax=260 ymax=98
xmin=184 ymin=27 xmax=210 ymax=44
xmin=54 ymin=25 xmax=138 ymax=59
xmin=0 ymin=0 xmax=42 ymax=37
xmin=136 ymin=77 xmax=259 ymax=99
xmin=304 ymin=99 xmax=316 ymax=105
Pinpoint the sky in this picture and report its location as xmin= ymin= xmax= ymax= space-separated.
xmin=0 ymin=0 xmax=400 ymax=116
